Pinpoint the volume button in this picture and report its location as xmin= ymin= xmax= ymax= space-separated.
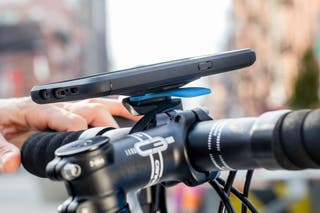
xmin=198 ymin=61 xmax=213 ymax=71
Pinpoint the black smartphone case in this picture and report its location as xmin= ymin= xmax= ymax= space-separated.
xmin=31 ymin=49 xmax=255 ymax=104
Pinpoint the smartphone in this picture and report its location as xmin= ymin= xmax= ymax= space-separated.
xmin=31 ymin=48 xmax=256 ymax=104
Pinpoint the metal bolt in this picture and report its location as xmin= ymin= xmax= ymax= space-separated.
xmin=61 ymin=163 xmax=82 ymax=181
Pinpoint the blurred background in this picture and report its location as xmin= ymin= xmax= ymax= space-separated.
xmin=0 ymin=0 xmax=320 ymax=212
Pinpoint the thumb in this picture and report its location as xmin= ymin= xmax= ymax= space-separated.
xmin=0 ymin=134 xmax=20 ymax=173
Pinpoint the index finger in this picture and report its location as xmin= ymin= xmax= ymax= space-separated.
xmin=25 ymin=105 xmax=88 ymax=132
xmin=78 ymin=99 xmax=141 ymax=121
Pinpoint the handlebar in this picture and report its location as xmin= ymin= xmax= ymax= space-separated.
xmin=21 ymin=108 xmax=320 ymax=212
xmin=189 ymin=109 xmax=320 ymax=171
xmin=22 ymin=109 xmax=320 ymax=176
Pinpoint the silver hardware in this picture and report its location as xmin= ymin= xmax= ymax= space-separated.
xmin=61 ymin=163 xmax=82 ymax=181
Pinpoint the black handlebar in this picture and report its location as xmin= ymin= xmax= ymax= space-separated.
xmin=20 ymin=108 xmax=320 ymax=212
xmin=278 ymin=109 xmax=320 ymax=169
xmin=188 ymin=109 xmax=320 ymax=172
xmin=22 ymin=109 xmax=320 ymax=178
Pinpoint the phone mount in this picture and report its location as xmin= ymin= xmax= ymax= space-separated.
xmin=123 ymin=87 xmax=211 ymax=114
xmin=123 ymin=87 xmax=211 ymax=134
xmin=122 ymin=87 xmax=211 ymax=213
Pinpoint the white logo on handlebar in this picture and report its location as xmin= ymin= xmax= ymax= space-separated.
xmin=124 ymin=136 xmax=175 ymax=157
xmin=134 ymin=137 xmax=168 ymax=157
xmin=127 ymin=134 xmax=175 ymax=186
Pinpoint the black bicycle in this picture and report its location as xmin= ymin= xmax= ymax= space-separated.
xmin=20 ymin=49 xmax=320 ymax=213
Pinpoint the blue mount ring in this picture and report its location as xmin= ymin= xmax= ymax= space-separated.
xmin=129 ymin=87 xmax=211 ymax=102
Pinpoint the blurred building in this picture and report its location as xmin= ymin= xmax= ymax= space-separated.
xmin=231 ymin=0 xmax=320 ymax=116
xmin=0 ymin=1 xmax=109 ymax=212
xmin=229 ymin=2 xmax=320 ymax=211
xmin=0 ymin=0 xmax=108 ymax=97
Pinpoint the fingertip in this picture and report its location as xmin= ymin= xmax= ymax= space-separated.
xmin=1 ymin=152 xmax=21 ymax=173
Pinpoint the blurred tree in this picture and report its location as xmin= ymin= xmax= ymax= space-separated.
xmin=288 ymin=48 xmax=320 ymax=109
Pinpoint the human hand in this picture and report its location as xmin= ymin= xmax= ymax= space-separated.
xmin=0 ymin=97 xmax=138 ymax=173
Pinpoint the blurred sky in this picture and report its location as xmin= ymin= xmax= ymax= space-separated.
xmin=107 ymin=0 xmax=232 ymax=70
